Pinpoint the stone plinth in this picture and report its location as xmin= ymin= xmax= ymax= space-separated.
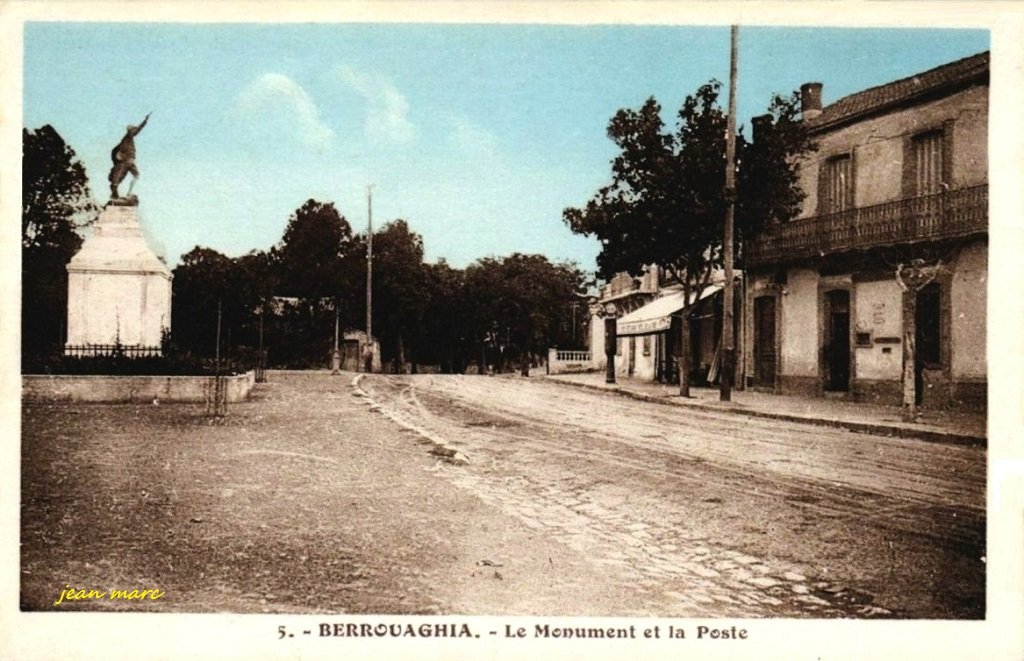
xmin=65 ymin=204 xmax=172 ymax=352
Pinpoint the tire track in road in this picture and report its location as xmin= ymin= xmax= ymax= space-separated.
xmin=355 ymin=375 xmax=986 ymax=617
xmin=357 ymin=379 xmax=841 ymax=616
xmin=427 ymin=376 xmax=984 ymax=512
xmin=406 ymin=378 xmax=981 ymax=552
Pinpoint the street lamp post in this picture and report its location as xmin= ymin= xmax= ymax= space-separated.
xmin=331 ymin=303 xmax=341 ymax=375
xmin=365 ymin=184 xmax=374 ymax=373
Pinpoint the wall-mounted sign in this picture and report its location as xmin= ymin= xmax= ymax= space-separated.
xmin=871 ymin=302 xmax=886 ymax=326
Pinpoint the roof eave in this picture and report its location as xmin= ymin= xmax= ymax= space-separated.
xmin=806 ymin=70 xmax=989 ymax=135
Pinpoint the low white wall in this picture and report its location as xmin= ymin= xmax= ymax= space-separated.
xmin=547 ymin=349 xmax=593 ymax=374
xmin=23 ymin=371 xmax=256 ymax=403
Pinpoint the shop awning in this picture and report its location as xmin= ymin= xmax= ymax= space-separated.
xmin=616 ymin=285 xmax=722 ymax=336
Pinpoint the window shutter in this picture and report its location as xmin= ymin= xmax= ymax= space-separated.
xmin=942 ymin=119 xmax=955 ymax=188
xmin=901 ymin=136 xmax=915 ymax=198
xmin=817 ymin=159 xmax=829 ymax=216
xmin=849 ymin=149 xmax=858 ymax=208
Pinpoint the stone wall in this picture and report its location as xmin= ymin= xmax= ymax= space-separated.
xmin=23 ymin=371 xmax=256 ymax=403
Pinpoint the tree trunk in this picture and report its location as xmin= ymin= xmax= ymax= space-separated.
xmin=397 ymin=330 xmax=407 ymax=374
xmin=678 ymin=310 xmax=691 ymax=398
xmin=902 ymin=295 xmax=917 ymax=422
xmin=521 ymin=345 xmax=530 ymax=377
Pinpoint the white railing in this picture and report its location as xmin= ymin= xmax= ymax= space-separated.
xmin=547 ymin=348 xmax=593 ymax=374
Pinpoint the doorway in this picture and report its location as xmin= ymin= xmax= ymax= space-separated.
xmin=824 ymin=290 xmax=850 ymax=392
xmin=753 ymin=296 xmax=777 ymax=388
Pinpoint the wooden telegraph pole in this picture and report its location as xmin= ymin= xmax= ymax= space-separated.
xmin=720 ymin=25 xmax=739 ymax=402
xmin=366 ymin=185 xmax=374 ymax=371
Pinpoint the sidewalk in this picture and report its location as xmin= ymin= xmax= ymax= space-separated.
xmin=545 ymin=372 xmax=986 ymax=446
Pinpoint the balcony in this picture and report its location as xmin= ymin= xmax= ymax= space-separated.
xmin=745 ymin=184 xmax=987 ymax=267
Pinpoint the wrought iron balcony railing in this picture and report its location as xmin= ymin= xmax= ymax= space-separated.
xmin=745 ymin=184 xmax=987 ymax=267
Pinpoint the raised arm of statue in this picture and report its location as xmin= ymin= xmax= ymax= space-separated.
xmin=133 ymin=113 xmax=151 ymax=136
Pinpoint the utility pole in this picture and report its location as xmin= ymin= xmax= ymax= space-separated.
xmin=257 ymin=305 xmax=266 ymax=383
xmin=215 ymin=299 xmax=222 ymax=366
xmin=720 ymin=24 xmax=739 ymax=402
xmin=331 ymin=302 xmax=341 ymax=375
xmin=366 ymin=185 xmax=374 ymax=369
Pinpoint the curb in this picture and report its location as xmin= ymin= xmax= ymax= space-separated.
xmin=547 ymin=377 xmax=986 ymax=448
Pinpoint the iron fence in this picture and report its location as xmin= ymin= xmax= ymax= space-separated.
xmin=63 ymin=344 xmax=163 ymax=358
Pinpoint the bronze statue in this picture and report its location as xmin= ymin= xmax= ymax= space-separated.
xmin=108 ymin=113 xmax=150 ymax=201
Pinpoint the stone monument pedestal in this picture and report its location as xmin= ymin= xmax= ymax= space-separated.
xmin=65 ymin=204 xmax=172 ymax=354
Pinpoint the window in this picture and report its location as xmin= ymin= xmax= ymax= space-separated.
xmin=823 ymin=155 xmax=854 ymax=213
xmin=642 ymin=335 xmax=651 ymax=356
xmin=913 ymin=130 xmax=945 ymax=196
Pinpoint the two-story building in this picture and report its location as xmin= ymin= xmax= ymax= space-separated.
xmin=743 ymin=52 xmax=988 ymax=412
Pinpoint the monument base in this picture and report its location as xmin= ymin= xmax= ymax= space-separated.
xmin=65 ymin=204 xmax=172 ymax=353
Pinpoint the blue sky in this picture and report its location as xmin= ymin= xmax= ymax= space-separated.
xmin=23 ymin=23 xmax=988 ymax=272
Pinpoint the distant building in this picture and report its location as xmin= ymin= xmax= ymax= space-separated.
xmin=742 ymin=52 xmax=988 ymax=411
xmin=588 ymin=267 xmax=661 ymax=379
xmin=589 ymin=266 xmax=739 ymax=386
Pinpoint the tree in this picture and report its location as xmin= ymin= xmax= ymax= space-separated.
xmin=273 ymin=199 xmax=357 ymax=366
xmin=171 ymin=247 xmax=239 ymax=356
xmin=276 ymin=199 xmax=354 ymax=301
xmin=417 ymin=259 xmax=467 ymax=373
xmin=367 ymin=220 xmax=430 ymax=371
xmin=564 ymin=82 xmax=813 ymax=395
xmin=22 ymin=125 xmax=98 ymax=362
xmin=464 ymin=254 xmax=586 ymax=376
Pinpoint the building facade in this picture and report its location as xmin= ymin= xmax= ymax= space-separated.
xmin=590 ymin=266 xmax=739 ymax=386
xmin=743 ymin=52 xmax=988 ymax=411
xmin=588 ymin=267 xmax=662 ymax=379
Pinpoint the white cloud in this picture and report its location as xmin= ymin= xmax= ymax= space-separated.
xmin=336 ymin=65 xmax=415 ymax=144
xmin=449 ymin=116 xmax=500 ymax=161
xmin=237 ymin=73 xmax=333 ymax=151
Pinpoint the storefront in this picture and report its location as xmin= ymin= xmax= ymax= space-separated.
xmin=615 ymin=285 xmax=723 ymax=384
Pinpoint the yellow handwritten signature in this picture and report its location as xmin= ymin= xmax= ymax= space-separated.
xmin=54 ymin=584 xmax=165 ymax=606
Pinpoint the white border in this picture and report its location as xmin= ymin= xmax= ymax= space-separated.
xmin=2 ymin=3 xmax=1022 ymax=660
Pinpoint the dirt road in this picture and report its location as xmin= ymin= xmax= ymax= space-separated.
xmin=21 ymin=371 xmax=984 ymax=618
xmin=357 ymin=373 xmax=986 ymax=618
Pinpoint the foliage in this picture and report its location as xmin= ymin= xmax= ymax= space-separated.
xmin=172 ymin=246 xmax=254 ymax=357
xmin=22 ymin=125 xmax=97 ymax=253
xmin=737 ymin=92 xmax=813 ymax=242
xmin=464 ymin=254 xmax=587 ymax=374
xmin=276 ymin=199 xmax=354 ymax=300
xmin=564 ymin=81 xmax=812 ymax=287
xmin=414 ymin=260 xmax=467 ymax=372
xmin=161 ymin=201 xmax=588 ymax=373
xmin=22 ymin=125 xmax=98 ymax=363
xmin=563 ymin=82 xmax=813 ymax=391
xmin=366 ymin=219 xmax=430 ymax=369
